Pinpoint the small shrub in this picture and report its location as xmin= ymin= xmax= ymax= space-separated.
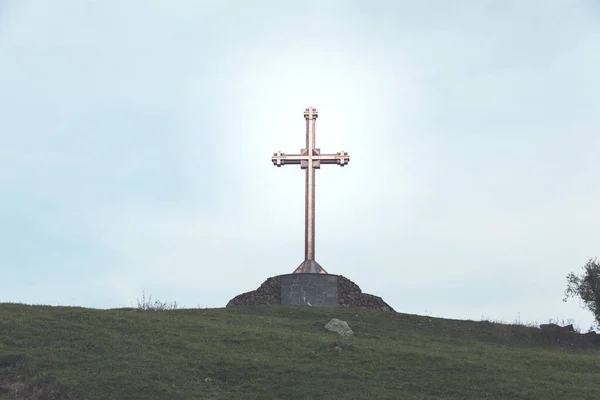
xmin=135 ymin=292 xmax=178 ymax=312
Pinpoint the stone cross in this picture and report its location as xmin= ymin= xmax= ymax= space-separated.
xmin=272 ymin=106 xmax=350 ymax=274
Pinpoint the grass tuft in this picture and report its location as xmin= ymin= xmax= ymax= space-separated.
xmin=135 ymin=291 xmax=178 ymax=312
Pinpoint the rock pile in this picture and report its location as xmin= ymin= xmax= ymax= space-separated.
xmin=337 ymin=275 xmax=394 ymax=311
xmin=538 ymin=323 xmax=600 ymax=347
xmin=226 ymin=276 xmax=281 ymax=307
xmin=226 ymin=274 xmax=394 ymax=311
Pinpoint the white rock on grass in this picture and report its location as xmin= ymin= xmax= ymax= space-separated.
xmin=324 ymin=318 xmax=354 ymax=338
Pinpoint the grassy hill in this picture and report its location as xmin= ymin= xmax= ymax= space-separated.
xmin=1 ymin=302 xmax=600 ymax=400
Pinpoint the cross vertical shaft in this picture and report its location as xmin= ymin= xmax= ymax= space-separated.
xmin=272 ymin=106 xmax=350 ymax=274
xmin=305 ymin=107 xmax=316 ymax=261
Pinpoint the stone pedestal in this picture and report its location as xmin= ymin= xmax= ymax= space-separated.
xmin=280 ymin=273 xmax=338 ymax=307
xmin=226 ymin=274 xmax=394 ymax=311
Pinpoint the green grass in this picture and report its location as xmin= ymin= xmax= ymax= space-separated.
xmin=1 ymin=302 xmax=600 ymax=400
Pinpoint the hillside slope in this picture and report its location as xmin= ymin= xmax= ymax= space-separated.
xmin=1 ymin=303 xmax=600 ymax=399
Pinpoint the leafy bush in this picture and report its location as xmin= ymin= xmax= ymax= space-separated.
xmin=564 ymin=257 xmax=600 ymax=330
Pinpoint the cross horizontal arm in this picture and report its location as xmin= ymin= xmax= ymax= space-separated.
xmin=272 ymin=151 xmax=350 ymax=167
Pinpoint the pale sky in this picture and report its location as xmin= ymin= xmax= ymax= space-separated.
xmin=1 ymin=1 xmax=599 ymax=330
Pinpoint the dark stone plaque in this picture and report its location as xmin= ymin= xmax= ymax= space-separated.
xmin=280 ymin=273 xmax=338 ymax=307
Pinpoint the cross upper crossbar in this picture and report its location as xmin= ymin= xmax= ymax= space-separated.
xmin=272 ymin=150 xmax=350 ymax=168
xmin=271 ymin=106 xmax=350 ymax=274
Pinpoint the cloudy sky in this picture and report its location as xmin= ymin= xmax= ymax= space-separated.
xmin=1 ymin=1 xmax=599 ymax=329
